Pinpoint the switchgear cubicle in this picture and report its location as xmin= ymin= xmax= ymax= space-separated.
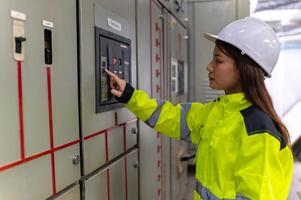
xmin=95 ymin=26 xmax=131 ymax=113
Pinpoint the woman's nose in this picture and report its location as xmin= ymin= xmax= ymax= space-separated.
xmin=207 ymin=61 xmax=213 ymax=72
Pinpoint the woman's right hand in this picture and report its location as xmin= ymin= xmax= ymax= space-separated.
xmin=105 ymin=69 xmax=126 ymax=97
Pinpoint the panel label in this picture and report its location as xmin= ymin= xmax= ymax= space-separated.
xmin=10 ymin=10 xmax=26 ymax=21
xmin=107 ymin=18 xmax=122 ymax=32
xmin=42 ymin=20 xmax=54 ymax=28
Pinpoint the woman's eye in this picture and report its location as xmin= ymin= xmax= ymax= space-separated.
xmin=216 ymin=60 xmax=223 ymax=63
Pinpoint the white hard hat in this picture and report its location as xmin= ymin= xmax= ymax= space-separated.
xmin=203 ymin=17 xmax=280 ymax=78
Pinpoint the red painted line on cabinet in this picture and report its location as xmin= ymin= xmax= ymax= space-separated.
xmin=149 ymin=9 xmax=164 ymax=194
xmin=123 ymin=124 xmax=127 ymax=152
xmin=46 ymin=67 xmax=54 ymax=150
xmin=50 ymin=153 xmax=56 ymax=194
xmin=105 ymin=131 xmax=111 ymax=200
xmin=0 ymin=139 xmax=80 ymax=172
xmin=84 ymin=130 xmax=107 ymax=140
xmin=160 ymin=134 xmax=163 ymax=200
xmin=46 ymin=67 xmax=56 ymax=194
xmin=105 ymin=131 xmax=109 ymax=162
xmin=124 ymin=156 xmax=128 ymax=200
xmin=106 ymin=169 xmax=111 ymax=200
xmin=17 ymin=61 xmax=25 ymax=160
xmin=0 ymin=150 xmax=50 ymax=172
xmin=158 ymin=28 xmax=163 ymax=98
xmin=84 ymin=119 xmax=137 ymax=141
xmin=123 ymin=124 xmax=128 ymax=200
xmin=53 ymin=139 xmax=80 ymax=151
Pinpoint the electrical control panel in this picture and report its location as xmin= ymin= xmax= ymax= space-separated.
xmin=95 ymin=27 xmax=131 ymax=113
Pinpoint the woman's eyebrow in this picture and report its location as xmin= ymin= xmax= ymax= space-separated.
xmin=214 ymin=53 xmax=223 ymax=57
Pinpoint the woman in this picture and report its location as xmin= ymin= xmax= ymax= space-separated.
xmin=106 ymin=17 xmax=293 ymax=199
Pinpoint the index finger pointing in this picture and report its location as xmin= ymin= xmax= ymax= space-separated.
xmin=104 ymin=69 xmax=115 ymax=77
xmin=105 ymin=69 xmax=122 ymax=84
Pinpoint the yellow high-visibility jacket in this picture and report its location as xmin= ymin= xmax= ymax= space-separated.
xmin=118 ymin=84 xmax=293 ymax=200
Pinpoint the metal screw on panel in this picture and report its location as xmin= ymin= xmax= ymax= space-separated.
xmin=72 ymin=155 xmax=80 ymax=165
xmin=133 ymin=161 xmax=139 ymax=168
xmin=131 ymin=127 xmax=138 ymax=134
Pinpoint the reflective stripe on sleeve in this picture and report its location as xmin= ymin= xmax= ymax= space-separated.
xmin=195 ymin=180 xmax=220 ymax=200
xmin=145 ymin=99 xmax=165 ymax=128
xmin=195 ymin=180 xmax=250 ymax=200
xmin=236 ymin=194 xmax=250 ymax=200
xmin=180 ymin=103 xmax=192 ymax=143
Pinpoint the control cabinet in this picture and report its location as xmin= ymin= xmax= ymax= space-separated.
xmin=95 ymin=27 xmax=131 ymax=113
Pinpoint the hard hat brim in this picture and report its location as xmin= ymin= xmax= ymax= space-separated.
xmin=203 ymin=32 xmax=219 ymax=42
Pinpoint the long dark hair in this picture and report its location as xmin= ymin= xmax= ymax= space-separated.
xmin=216 ymin=40 xmax=291 ymax=146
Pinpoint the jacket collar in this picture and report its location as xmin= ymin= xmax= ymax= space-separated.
xmin=215 ymin=92 xmax=252 ymax=114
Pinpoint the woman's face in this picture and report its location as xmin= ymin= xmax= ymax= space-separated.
xmin=207 ymin=45 xmax=242 ymax=94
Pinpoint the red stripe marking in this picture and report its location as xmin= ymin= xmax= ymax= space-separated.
xmin=105 ymin=131 xmax=109 ymax=162
xmin=149 ymin=3 xmax=164 ymax=198
xmin=53 ymin=139 xmax=80 ymax=152
xmin=84 ymin=130 xmax=107 ymax=140
xmin=106 ymin=169 xmax=111 ymax=200
xmin=123 ymin=124 xmax=127 ymax=152
xmin=158 ymin=28 xmax=163 ymax=98
xmin=84 ymin=121 xmax=139 ymax=199
xmin=105 ymin=132 xmax=111 ymax=200
xmin=157 ymin=188 xmax=161 ymax=196
xmin=50 ymin=153 xmax=56 ymax=194
xmin=160 ymin=134 xmax=163 ymax=200
xmin=124 ymin=157 xmax=128 ymax=200
xmin=84 ymin=119 xmax=137 ymax=141
xmin=123 ymin=124 xmax=128 ymax=200
xmin=46 ymin=68 xmax=54 ymax=150
xmin=46 ymin=67 xmax=56 ymax=194
xmin=0 ymin=139 xmax=80 ymax=172
xmin=17 ymin=61 xmax=25 ymax=160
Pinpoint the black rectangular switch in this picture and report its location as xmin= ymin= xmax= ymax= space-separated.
xmin=44 ymin=29 xmax=52 ymax=65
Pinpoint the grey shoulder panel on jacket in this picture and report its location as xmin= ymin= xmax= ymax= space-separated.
xmin=240 ymin=105 xmax=286 ymax=150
